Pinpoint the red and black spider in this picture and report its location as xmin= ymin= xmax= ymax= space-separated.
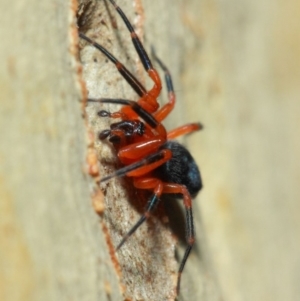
xmin=79 ymin=0 xmax=203 ymax=296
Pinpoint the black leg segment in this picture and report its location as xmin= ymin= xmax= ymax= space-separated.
xmin=116 ymin=193 xmax=160 ymax=250
xmin=109 ymin=0 xmax=153 ymax=72
xmin=79 ymin=32 xmax=147 ymax=97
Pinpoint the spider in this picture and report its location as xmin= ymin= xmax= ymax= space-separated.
xmin=79 ymin=0 xmax=203 ymax=296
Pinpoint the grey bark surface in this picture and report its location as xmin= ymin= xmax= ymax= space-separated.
xmin=1 ymin=0 xmax=299 ymax=301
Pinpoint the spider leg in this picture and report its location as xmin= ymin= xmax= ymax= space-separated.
xmin=161 ymin=183 xmax=195 ymax=295
xmin=109 ymin=0 xmax=162 ymax=106
xmin=167 ymin=123 xmax=204 ymax=140
xmin=97 ymin=109 xmax=126 ymax=119
xmin=117 ymin=177 xmax=163 ymax=250
xmin=89 ymin=98 xmax=158 ymax=128
xmin=100 ymin=148 xmax=172 ymax=182
xmin=118 ymin=137 xmax=165 ymax=160
xmin=151 ymin=47 xmax=176 ymax=122
xmin=117 ymin=177 xmax=196 ymax=295
xmin=88 ymin=98 xmax=167 ymax=137
xmin=116 ymin=194 xmax=160 ymax=250
xmin=151 ymin=48 xmax=204 ymax=138
xmin=79 ymin=32 xmax=147 ymax=98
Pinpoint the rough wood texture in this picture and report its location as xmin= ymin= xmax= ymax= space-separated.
xmin=1 ymin=0 xmax=299 ymax=300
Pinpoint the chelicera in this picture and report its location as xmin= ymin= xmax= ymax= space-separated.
xmin=79 ymin=0 xmax=203 ymax=295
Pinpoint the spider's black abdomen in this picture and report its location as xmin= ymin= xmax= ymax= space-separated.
xmin=155 ymin=141 xmax=202 ymax=197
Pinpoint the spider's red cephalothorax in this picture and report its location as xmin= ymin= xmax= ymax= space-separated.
xmin=79 ymin=0 xmax=203 ymax=296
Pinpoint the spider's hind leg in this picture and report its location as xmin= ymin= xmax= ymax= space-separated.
xmin=116 ymin=182 xmax=162 ymax=250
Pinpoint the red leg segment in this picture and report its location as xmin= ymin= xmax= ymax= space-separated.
xmin=100 ymin=149 xmax=171 ymax=183
xmin=88 ymin=98 xmax=168 ymax=139
xmin=167 ymin=123 xmax=203 ymax=140
xmin=154 ymin=91 xmax=175 ymax=122
xmin=118 ymin=138 xmax=165 ymax=161
xmin=125 ymin=149 xmax=172 ymax=177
